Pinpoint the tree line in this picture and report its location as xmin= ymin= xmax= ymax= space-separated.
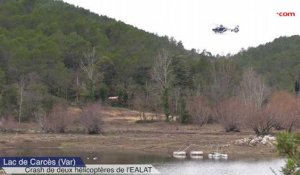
xmin=132 ymin=50 xmax=300 ymax=136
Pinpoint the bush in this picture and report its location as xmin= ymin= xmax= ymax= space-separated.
xmin=268 ymin=91 xmax=300 ymax=132
xmin=277 ymin=132 xmax=300 ymax=175
xmin=80 ymin=103 xmax=103 ymax=134
xmin=41 ymin=103 xmax=71 ymax=133
xmin=0 ymin=115 xmax=18 ymax=132
xmin=187 ymin=96 xmax=212 ymax=126
xmin=217 ymin=98 xmax=245 ymax=132
xmin=247 ymin=107 xmax=276 ymax=136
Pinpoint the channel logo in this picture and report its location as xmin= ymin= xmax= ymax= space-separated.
xmin=276 ymin=12 xmax=296 ymax=17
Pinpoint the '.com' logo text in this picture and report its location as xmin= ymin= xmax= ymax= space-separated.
xmin=276 ymin=12 xmax=296 ymax=17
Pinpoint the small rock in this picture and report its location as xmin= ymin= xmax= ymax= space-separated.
xmin=257 ymin=136 xmax=263 ymax=141
xmin=261 ymin=139 xmax=267 ymax=145
xmin=223 ymin=144 xmax=230 ymax=147
xmin=235 ymin=140 xmax=244 ymax=146
xmin=249 ymin=139 xmax=259 ymax=146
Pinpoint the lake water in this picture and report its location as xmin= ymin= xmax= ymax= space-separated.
xmin=0 ymin=148 xmax=285 ymax=175
xmin=156 ymin=159 xmax=284 ymax=175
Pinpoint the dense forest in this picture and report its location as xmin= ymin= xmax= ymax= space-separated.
xmin=0 ymin=0 xmax=299 ymax=135
xmin=234 ymin=35 xmax=300 ymax=90
xmin=0 ymin=0 xmax=211 ymax=120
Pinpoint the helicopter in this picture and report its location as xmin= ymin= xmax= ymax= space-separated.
xmin=212 ymin=25 xmax=239 ymax=34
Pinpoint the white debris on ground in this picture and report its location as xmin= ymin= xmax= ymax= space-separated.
xmin=234 ymin=135 xmax=277 ymax=147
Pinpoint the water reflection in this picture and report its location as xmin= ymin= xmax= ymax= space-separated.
xmin=156 ymin=159 xmax=284 ymax=175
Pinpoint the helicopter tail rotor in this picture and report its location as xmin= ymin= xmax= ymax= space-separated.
xmin=233 ymin=25 xmax=239 ymax=33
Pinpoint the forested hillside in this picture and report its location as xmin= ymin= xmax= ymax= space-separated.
xmin=234 ymin=35 xmax=300 ymax=90
xmin=0 ymin=0 xmax=300 ymax=134
xmin=0 ymin=0 xmax=210 ymax=121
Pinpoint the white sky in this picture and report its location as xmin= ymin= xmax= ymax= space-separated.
xmin=63 ymin=0 xmax=300 ymax=55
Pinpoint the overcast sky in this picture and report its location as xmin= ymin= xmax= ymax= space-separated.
xmin=63 ymin=0 xmax=300 ymax=55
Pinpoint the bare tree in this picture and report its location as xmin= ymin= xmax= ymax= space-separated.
xmin=239 ymin=100 xmax=277 ymax=136
xmin=151 ymin=49 xmax=173 ymax=121
xmin=17 ymin=74 xmax=33 ymax=124
xmin=237 ymin=68 xmax=275 ymax=135
xmin=169 ymin=87 xmax=181 ymax=121
xmin=147 ymin=87 xmax=162 ymax=120
xmin=208 ymin=59 xmax=240 ymax=105
xmin=131 ymin=82 xmax=162 ymax=121
xmin=17 ymin=77 xmax=25 ymax=124
xmin=80 ymin=48 xmax=96 ymax=82
xmin=187 ymin=95 xmax=212 ymax=126
xmin=132 ymin=89 xmax=148 ymax=121
xmin=239 ymin=67 xmax=269 ymax=108
xmin=80 ymin=47 xmax=101 ymax=100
